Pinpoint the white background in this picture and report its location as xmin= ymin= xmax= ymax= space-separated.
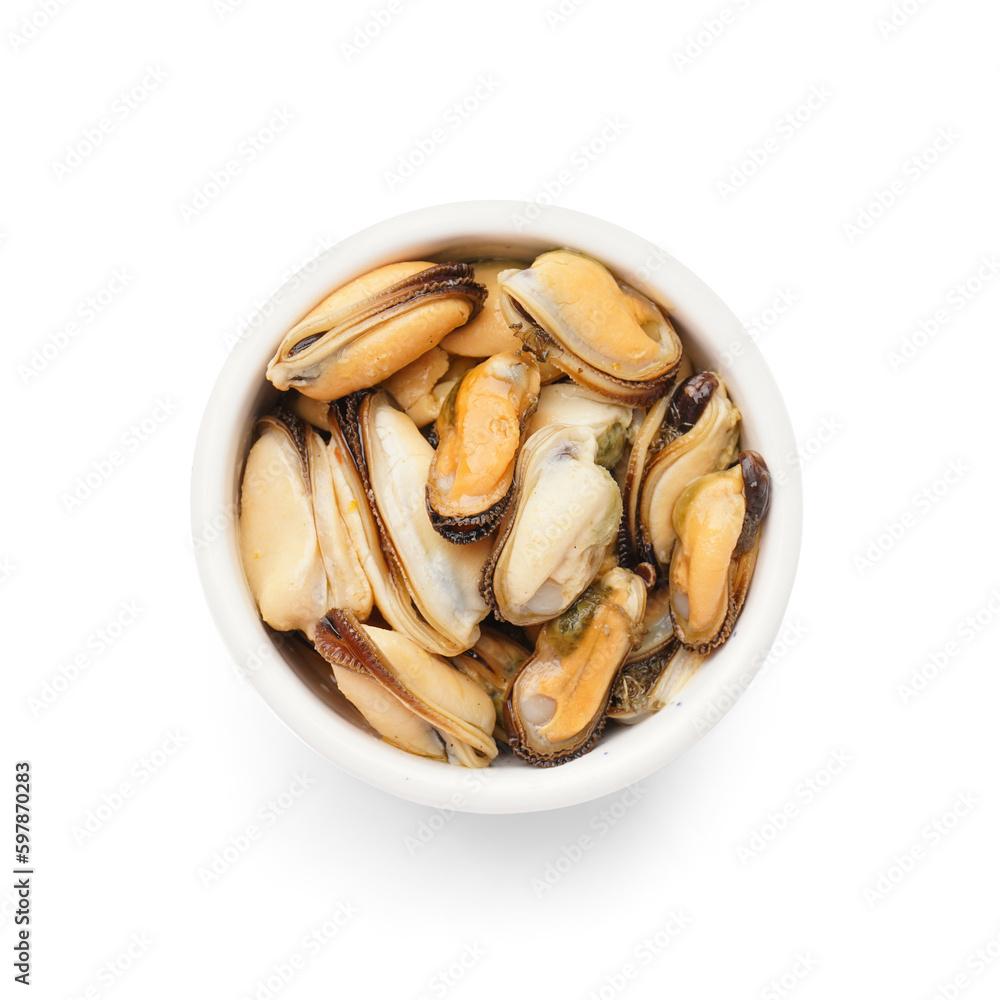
xmin=4 ymin=0 xmax=1000 ymax=997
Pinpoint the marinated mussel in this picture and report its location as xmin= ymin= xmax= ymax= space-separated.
xmin=669 ymin=451 xmax=771 ymax=652
xmin=498 ymin=250 xmax=683 ymax=405
xmin=623 ymin=372 xmax=741 ymax=572
xmin=267 ymin=262 xmax=485 ymax=401
xmin=503 ymin=567 xmax=647 ymax=766
xmin=439 ymin=259 xmax=532 ymax=357
xmin=238 ymin=242 xmax=776 ymax=771
xmin=349 ymin=390 xmax=492 ymax=655
xmin=316 ymin=609 xmax=497 ymax=767
xmin=610 ymin=642 xmax=706 ymax=724
xmin=483 ymin=423 xmax=623 ymax=626
xmin=239 ymin=409 xmax=372 ymax=638
xmin=425 ymin=351 xmax=541 ymax=543
xmin=449 ymin=627 xmax=531 ymax=740
xmin=523 ymin=382 xmax=633 ymax=469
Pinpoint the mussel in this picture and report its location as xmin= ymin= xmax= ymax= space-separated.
xmin=286 ymin=389 xmax=332 ymax=431
xmin=267 ymin=262 xmax=485 ymax=401
xmin=623 ymin=372 xmax=741 ymax=572
xmin=483 ymin=424 xmax=623 ymax=626
xmin=606 ymin=584 xmax=706 ymax=722
xmin=315 ymin=609 xmax=497 ymax=767
xmin=380 ymin=346 xmax=449 ymax=417
xmin=240 ymin=244 xmax=778 ymax=771
xmin=503 ymin=567 xmax=647 ymax=766
xmin=669 ymin=451 xmax=771 ymax=651
xmin=439 ymin=259 xmax=532 ymax=357
xmin=523 ymin=382 xmax=633 ymax=469
xmin=449 ymin=627 xmax=532 ymax=740
xmin=239 ymin=409 xmax=372 ymax=638
xmin=609 ymin=642 xmax=706 ymax=724
xmin=348 ymin=390 xmax=492 ymax=654
xmin=498 ymin=250 xmax=682 ymax=405
xmin=322 ymin=400 xmax=472 ymax=658
xmin=426 ymin=351 xmax=541 ymax=543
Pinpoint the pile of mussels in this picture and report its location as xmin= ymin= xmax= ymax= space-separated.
xmin=239 ymin=249 xmax=771 ymax=768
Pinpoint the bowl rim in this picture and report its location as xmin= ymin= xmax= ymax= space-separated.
xmin=191 ymin=200 xmax=803 ymax=813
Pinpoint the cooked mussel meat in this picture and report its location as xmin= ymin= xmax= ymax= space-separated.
xmin=484 ymin=424 xmax=623 ymax=626
xmin=267 ymin=262 xmax=485 ymax=401
xmin=624 ymin=372 xmax=741 ymax=572
xmin=669 ymin=451 xmax=771 ymax=652
xmin=502 ymin=567 xmax=647 ymax=766
xmin=426 ymin=351 xmax=540 ymax=544
xmin=498 ymin=249 xmax=682 ymax=405
xmin=316 ymin=609 xmax=497 ymax=768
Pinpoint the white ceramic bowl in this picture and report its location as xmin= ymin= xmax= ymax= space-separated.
xmin=191 ymin=201 xmax=802 ymax=813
